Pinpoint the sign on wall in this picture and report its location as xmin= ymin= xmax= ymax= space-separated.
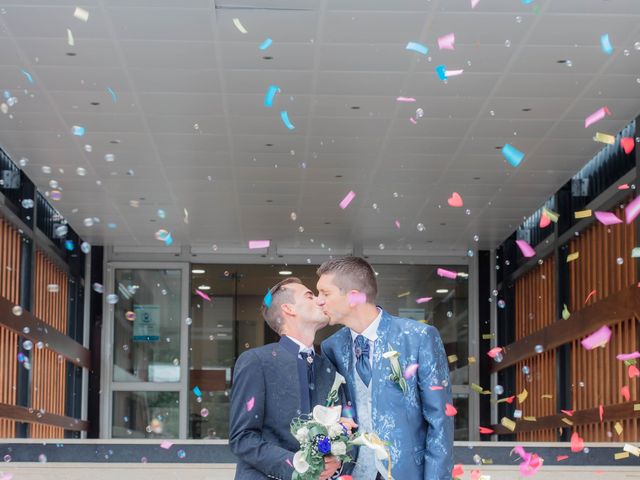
xmin=133 ymin=304 xmax=160 ymax=342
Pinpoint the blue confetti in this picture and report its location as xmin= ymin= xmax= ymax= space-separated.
xmin=107 ymin=87 xmax=118 ymax=103
xmin=264 ymin=85 xmax=279 ymax=107
xmin=263 ymin=289 xmax=273 ymax=308
xmin=3 ymin=90 xmax=10 ymax=100
xmin=21 ymin=69 xmax=34 ymax=84
xmin=435 ymin=65 xmax=447 ymax=81
xmin=164 ymin=233 xmax=173 ymax=246
xmin=502 ymin=143 xmax=525 ymax=167
xmin=280 ymin=111 xmax=295 ymax=130
xmin=521 ymin=0 xmax=534 ymax=4
xmin=600 ymin=34 xmax=613 ymax=55
xmin=259 ymin=38 xmax=273 ymax=50
xmin=193 ymin=386 xmax=202 ymax=397
xmin=71 ymin=125 xmax=85 ymax=136
xmin=64 ymin=240 xmax=75 ymax=251
xmin=405 ymin=41 xmax=429 ymax=56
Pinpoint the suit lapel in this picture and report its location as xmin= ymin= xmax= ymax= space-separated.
xmin=338 ymin=330 xmax=358 ymax=419
xmin=371 ymin=311 xmax=391 ymax=429
xmin=274 ymin=340 xmax=303 ymax=413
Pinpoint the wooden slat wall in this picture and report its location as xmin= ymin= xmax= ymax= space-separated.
xmin=569 ymin=204 xmax=638 ymax=442
xmin=514 ymin=255 xmax=557 ymax=441
xmin=0 ymin=216 xmax=21 ymax=438
xmin=31 ymin=250 xmax=68 ymax=438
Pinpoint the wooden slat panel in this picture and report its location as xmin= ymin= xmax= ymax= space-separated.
xmin=0 ymin=215 xmax=21 ymax=438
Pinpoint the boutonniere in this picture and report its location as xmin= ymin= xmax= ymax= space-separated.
xmin=325 ymin=372 xmax=346 ymax=407
xmin=383 ymin=346 xmax=408 ymax=395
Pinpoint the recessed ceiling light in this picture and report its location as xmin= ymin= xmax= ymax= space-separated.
xmin=262 ymin=56 xmax=273 ymax=60
xmin=495 ymin=146 xmax=503 ymax=150
xmin=335 ymin=175 xmax=343 ymax=178
xmin=66 ymin=52 xmax=76 ymax=56
xmin=473 ymin=176 xmax=481 ymax=180
xmin=265 ymin=143 xmax=273 ymax=147
xmin=192 ymin=269 xmax=206 ymax=274
xmin=90 ymin=101 xmax=100 ymax=106
xmin=110 ymin=140 xmax=120 ymax=144
xmin=351 ymin=106 xmax=360 ymax=110
xmin=279 ymin=270 xmax=292 ymax=275
xmin=436 ymin=289 xmax=449 ymax=294
xmin=324 ymin=221 xmax=331 ymax=225
xmin=521 ymin=108 xmax=532 ymax=112
xmin=440 ymin=222 xmax=447 ymax=226
xmin=266 ymin=199 xmax=273 ymax=203
xmin=556 ymin=59 xmax=568 ymax=64
xmin=197 ymin=285 xmax=211 ymax=290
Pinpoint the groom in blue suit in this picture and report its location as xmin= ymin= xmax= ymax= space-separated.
xmin=317 ymin=257 xmax=454 ymax=480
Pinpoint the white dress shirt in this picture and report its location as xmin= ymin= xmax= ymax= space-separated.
xmin=349 ymin=307 xmax=382 ymax=362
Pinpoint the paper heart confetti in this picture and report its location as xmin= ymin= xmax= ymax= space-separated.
xmin=621 ymin=385 xmax=630 ymax=401
xmin=570 ymin=432 xmax=585 ymax=452
xmin=539 ymin=212 xmax=551 ymax=228
xmin=447 ymin=192 xmax=464 ymax=207
xmin=628 ymin=364 xmax=640 ymax=378
xmin=621 ymin=137 xmax=635 ymax=154
xmin=445 ymin=403 xmax=458 ymax=416
xmin=246 ymin=396 xmax=255 ymax=412
xmin=452 ymin=464 xmax=464 ymax=479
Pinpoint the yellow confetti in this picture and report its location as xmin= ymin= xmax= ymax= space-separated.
xmin=482 ymin=333 xmax=495 ymax=340
xmin=634 ymin=404 xmax=640 ymax=411
xmin=574 ymin=209 xmax=592 ymax=219
xmin=541 ymin=394 xmax=553 ymax=399
xmin=233 ymin=18 xmax=248 ymax=34
xmin=468 ymin=356 xmax=476 ymax=364
xmin=523 ymin=416 xmax=537 ymax=422
xmin=448 ymin=355 xmax=458 ymax=364
xmin=397 ymin=291 xmax=410 ymax=298
xmin=501 ymin=417 xmax=516 ymax=432
xmin=623 ymin=444 xmax=640 ymax=457
xmin=471 ymin=383 xmax=484 ymax=393
xmin=615 ymin=422 xmax=623 ymax=436
xmin=566 ymin=252 xmax=580 ymax=263
xmin=614 ymin=452 xmax=630 ymax=460
xmin=562 ymin=304 xmax=571 ymax=320
xmin=594 ymin=132 xmax=616 ymax=145
xmin=562 ymin=418 xmax=574 ymax=426
xmin=517 ymin=388 xmax=528 ymax=403
xmin=543 ymin=207 xmax=559 ymax=223
xmin=481 ymin=458 xmax=494 ymax=465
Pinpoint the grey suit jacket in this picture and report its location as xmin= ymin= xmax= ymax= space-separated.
xmin=229 ymin=336 xmax=340 ymax=480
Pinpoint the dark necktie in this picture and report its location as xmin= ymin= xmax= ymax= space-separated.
xmin=354 ymin=335 xmax=371 ymax=387
xmin=299 ymin=351 xmax=315 ymax=389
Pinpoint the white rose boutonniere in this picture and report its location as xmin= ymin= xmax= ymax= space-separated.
xmin=383 ymin=345 xmax=408 ymax=395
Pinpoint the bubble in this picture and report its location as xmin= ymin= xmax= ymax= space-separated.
xmin=193 ymin=123 xmax=199 ymax=130
xmin=504 ymin=40 xmax=511 ymax=48
xmin=537 ymin=259 xmax=544 ymax=265
xmin=93 ymin=282 xmax=104 ymax=293
xmin=104 ymin=154 xmax=115 ymax=162
xmin=54 ymin=225 xmax=68 ymax=237
xmin=23 ymin=340 xmax=33 ymax=350
xmin=22 ymin=327 xmax=30 ymax=335
xmin=393 ymin=192 xmax=399 ymax=198
xmin=36 ymin=341 xmax=44 ymax=349
xmin=472 ymin=454 xmax=481 ymax=465
xmin=372 ymin=203 xmax=378 ymax=210
xmin=161 ymin=289 xmax=167 ymax=295
xmin=155 ymin=229 xmax=169 ymax=241
xmin=489 ymin=110 xmax=495 ymax=116
xmin=467 ymin=250 xmax=474 ymax=257
xmin=185 ymin=317 xmax=192 ymax=325
xmin=38 ymin=454 xmax=47 ymax=463
xmin=493 ymin=352 xmax=503 ymax=363
xmin=446 ymin=311 xmax=453 ymax=318
xmin=12 ymin=305 xmax=23 ymax=316
xmin=18 ymin=157 xmax=29 ymax=167
xmin=4 ymin=454 xmax=11 ymax=462
xmin=378 ymin=243 xmax=385 ymax=250
xmin=83 ymin=218 xmax=94 ymax=227
xmin=290 ymin=212 xmax=297 ymax=221
xmin=125 ymin=311 xmax=136 ymax=321
xmin=50 ymin=190 xmax=62 ymax=201
xmin=623 ymin=49 xmax=630 ymax=56
xmin=177 ymin=450 xmax=186 ymax=459
xmin=157 ymin=209 xmax=166 ymax=219
xmin=49 ymin=179 xmax=59 ymax=189
xmin=106 ymin=294 xmax=119 ymax=305
xmin=494 ymin=385 xmax=504 ymax=395
xmin=80 ymin=242 xmax=91 ymax=254
xmin=84 ymin=144 xmax=92 ymax=152
xmin=534 ymin=344 xmax=544 ymax=354
xmin=298 ymin=226 xmax=305 ymax=233
xmin=465 ymin=209 xmax=471 ymax=215
xmin=515 ymin=15 xmax=522 ymax=23
xmin=566 ymin=60 xmax=573 ymax=68
xmin=211 ymin=244 xmax=218 ymax=251
xmin=497 ymin=299 xmax=506 ymax=309
xmin=492 ymin=289 xmax=498 ymax=296
xmin=200 ymin=408 xmax=209 ymax=417
xmin=47 ymin=284 xmax=59 ymax=293
xmin=224 ymin=270 xmax=230 ymax=277
xmin=583 ymin=447 xmax=590 ymax=454
xmin=416 ymin=223 xmax=425 ymax=232
xmin=522 ymin=365 xmax=530 ymax=375
xmin=416 ymin=108 xmax=424 ymax=118
xmin=473 ymin=235 xmax=479 ymax=242
xmin=635 ymin=42 xmax=640 ymax=51
xmin=616 ymin=257 xmax=624 ymax=265
xmin=21 ymin=199 xmax=34 ymax=209
xmin=172 ymin=358 xmax=179 ymax=366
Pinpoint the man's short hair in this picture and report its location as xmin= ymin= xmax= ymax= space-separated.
xmin=316 ymin=256 xmax=377 ymax=303
xmin=260 ymin=277 xmax=302 ymax=334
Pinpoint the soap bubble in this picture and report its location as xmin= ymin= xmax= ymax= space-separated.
xmin=534 ymin=344 xmax=544 ymax=354
xmin=290 ymin=212 xmax=297 ymax=221
xmin=42 ymin=165 xmax=52 ymax=174
xmin=416 ymin=223 xmax=425 ymax=232
xmin=54 ymin=225 xmax=68 ymax=237
xmin=21 ymin=199 xmax=34 ymax=209
xmin=497 ymin=299 xmax=506 ymax=309
xmin=83 ymin=218 xmax=94 ymax=227
xmin=104 ymin=154 xmax=115 ymax=162
xmin=76 ymin=167 xmax=87 ymax=176
xmin=200 ymin=408 xmax=209 ymax=417
xmin=106 ymin=294 xmax=119 ymax=305
xmin=522 ymin=365 xmax=530 ymax=375
xmin=125 ymin=311 xmax=136 ymax=321
xmin=378 ymin=243 xmax=385 ymax=250
xmin=185 ymin=317 xmax=192 ymax=326
xmin=177 ymin=449 xmax=186 ymax=459
xmin=22 ymin=340 xmax=33 ymax=350
xmin=93 ymin=282 xmax=104 ymax=293
xmin=12 ymin=305 xmax=23 ymax=316
xmin=494 ymin=385 xmax=504 ymax=395
xmin=50 ymin=190 xmax=62 ymax=201
xmin=416 ymin=108 xmax=424 ymax=118
xmin=616 ymin=257 xmax=624 ymax=265
xmin=81 ymin=242 xmax=91 ymax=254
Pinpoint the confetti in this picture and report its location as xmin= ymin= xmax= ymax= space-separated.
xmin=629 ymin=365 xmax=640 ymax=378
xmin=71 ymin=125 xmax=85 ymax=136
xmin=543 ymin=207 xmax=559 ymax=223
xmin=448 ymin=355 xmax=458 ymax=363
xmin=396 ymin=96 xmax=416 ymax=102
xmin=600 ymin=404 xmax=605 ymax=421
xmin=584 ymin=289 xmax=597 ymax=304
xmin=621 ymin=137 xmax=635 ymax=154
xmin=193 ymin=386 xmax=202 ymax=397
xmin=539 ymin=212 xmax=551 ymax=228
xmin=107 ymin=87 xmax=117 ymax=103
xmin=614 ymin=422 xmax=623 ymax=435
xmin=623 ymin=444 xmax=640 ymax=457
xmin=452 ymin=464 xmax=464 ymax=479
xmin=468 ymin=356 xmax=476 ymax=364
xmin=614 ymin=452 xmax=629 ymax=460
xmin=73 ymin=7 xmax=89 ymax=22
xmin=561 ymin=409 xmax=574 ymax=416
xmin=246 ymin=396 xmax=255 ymax=411
xmin=263 ymin=289 xmax=272 ymax=308
xmin=160 ymin=440 xmax=174 ymax=450
xmin=437 ymin=268 xmax=457 ymax=279
xmin=403 ymin=363 xmax=419 ymax=379
xmin=594 ymin=132 xmax=615 ymax=145
xmin=249 ymin=240 xmax=270 ymax=249
xmin=513 ymin=446 xmax=543 ymax=477
xmin=570 ymin=432 xmax=585 ymax=452
xmin=409 ymin=117 xmax=417 ymax=125
xmin=624 ymin=195 xmax=640 ymax=224
xmin=430 ymin=386 xmax=444 ymax=391
xmin=445 ymin=403 xmax=457 ymax=416
xmin=585 ymin=106 xmax=611 ymax=128
xmin=21 ymin=69 xmax=34 ymax=84
xmin=582 ymin=325 xmax=612 ymax=350
xmin=259 ymin=38 xmax=273 ymax=50
xmin=397 ymin=291 xmax=410 ymax=298
xmin=471 ymin=0 xmax=480 ymax=8
xmin=416 ymin=297 xmax=432 ymax=304
xmin=600 ymin=34 xmax=613 ymax=55
xmin=437 ymin=33 xmax=455 ymax=50
xmin=339 ymin=190 xmax=356 ymax=209
xmin=574 ymin=209 xmax=592 ymax=219
xmin=566 ymin=251 xmax=580 ymax=263
xmin=447 ymin=192 xmax=463 ymax=207
xmin=617 ymin=351 xmax=640 ymax=361
xmin=562 ymin=304 xmax=571 ymax=320
xmin=195 ymin=289 xmax=211 ymax=301
xmin=515 ymin=239 xmax=536 ymax=258
xmin=233 ymin=18 xmax=248 ymax=34
xmin=481 ymin=333 xmax=494 ymax=340
xmin=280 ymin=111 xmax=295 ymax=130
xmin=405 ymin=41 xmax=429 ymax=55
xmin=264 ymin=85 xmax=280 ymax=107
xmin=394 ymin=219 xmax=401 ymax=229
xmin=435 ymin=65 xmax=447 ymax=81
xmin=479 ymin=426 xmax=493 ymax=434
xmin=67 ymin=28 xmax=75 ymax=46
xmin=618 ymin=183 xmax=631 ymax=190
xmin=487 ymin=347 xmax=502 ymax=358
xmin=517 ymin=388 xmax=528 ymax=403
xmin=347 ymin=291 xmax=367 ymax=306
xmin=501 ymin=417 xmax=516 ymax=432
xmin=556 ymin=455 xmax=568 ymax=461
xmin=502 ymin=144 xmax=525 ymax=167
xmin=594 ymin=211 xmax=622 ymax=226
xmin=445 ymin=69 xmax=464 ymax=77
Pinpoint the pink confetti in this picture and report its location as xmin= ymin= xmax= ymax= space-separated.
xmin=515 ymin=239 xmax=536 ymax=258
xmin=249 ymin=240 xmax=270 ymax=249
xmin=471 ymin=0 xmax=480 ymax=8
xmin=409 ymin=117 xmax=417 ymax=124
xmin=445 ymin=403 xmax=457 ymax=416
xmin=445 ymin=69 xmax=464 ymax=77
xmin=621 ymin=385 xmax=630 ymax=401
xmin=556 ymin=455 xmax=569 ymax=461
xmin=581 ymin=325 xmax=612 ymax=350
xmin=539 ymin=212 xmax=551 ymax=228
xmin=584 ymin=106 xmax=611 ymax=128
xmin=487 ymin=347 xmax=503 ymax=358
xmin=629 ymin=365 xmax=640 ymax=378
xmin=447 ymin=192 xmax=463 ymax=207
xmin=396 ymin=96 xmax=416 ymax=102
xmin=594 ymin=211 xmax=623 ymax=226
xmin=584 ymin=289 xmax=597 ymax=304
xmin=394 ymin=219 xmax=401 ymax=229
xmin=195 ymin=289 xmax=211 ymax=301
xmin=625 ymin=195 xmax=640 ymax=224
xmin=621 ymin=137 xmax=635 ymax=154
xmin=286 ymin=458 xmax=293 ymax=468
xmin=416 ymin=297 xmax=432 ymax=304
xmin=347 ymin=291 xmax=367 ymax=306
xmin=437 ymin=268 xmax=457 ymax=280
xmin=437 ymin=33 xmax=455 ymax=50
xmin=618 ymin=183 xmax=630 ymax=190
xmin=430 ymin=385 xmax=444 ymax=390
xmin=160 ymin=440 xmax=174 ymax=449
xmin=571 ymin=432 xmax=585 ymax=452
xmin=339 ymin=190 xmax=356 ymax=209
xmin=513 ymin=446 xmax=543 ymax=477
xmin=617 ymin=351 xmax=640 ymax=361
xmin=403 ymin=363 xmax=419 ymax=379
xmin=246 ymin=396 xmax=255 ymax=412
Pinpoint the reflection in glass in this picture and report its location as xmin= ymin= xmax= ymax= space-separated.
xmin=112 ymin=391 xmax=179 ymax=438
xmin=112 ymin=269 xmax=182 ymax=382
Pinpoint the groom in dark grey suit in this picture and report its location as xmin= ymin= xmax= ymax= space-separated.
xmin=229 ymin=277 xmax=345 ymax=480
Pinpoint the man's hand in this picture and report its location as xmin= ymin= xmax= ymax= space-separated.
xmin=319 ymin=455 xmax=341 ymax=480
xmin=339 ymin=417 xmax=358 ymax=436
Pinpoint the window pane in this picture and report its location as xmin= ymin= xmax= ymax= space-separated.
xmin=112 ymin=391 xmax=179 ymax=438
xmin=453 ymin=394 xmax=469 ymax=440
xmin=112 ymin=269 xmax=182 ymax=382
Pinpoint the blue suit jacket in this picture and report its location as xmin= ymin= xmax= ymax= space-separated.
xmin=229 ymin=337 xmax=343 ymax=480
xmin=321 ymin=310 xmax=454 ymax=480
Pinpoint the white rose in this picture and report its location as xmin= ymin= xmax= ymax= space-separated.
xmin=294 ymin=427 xmax=309 ymax=444
xmin=331 ymin=441 xmax=347 ymax=456
xmin=293 ymin=451 xmax=310 ymax=474
xmin=328 ymin=423 xmax=344 ymax=438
